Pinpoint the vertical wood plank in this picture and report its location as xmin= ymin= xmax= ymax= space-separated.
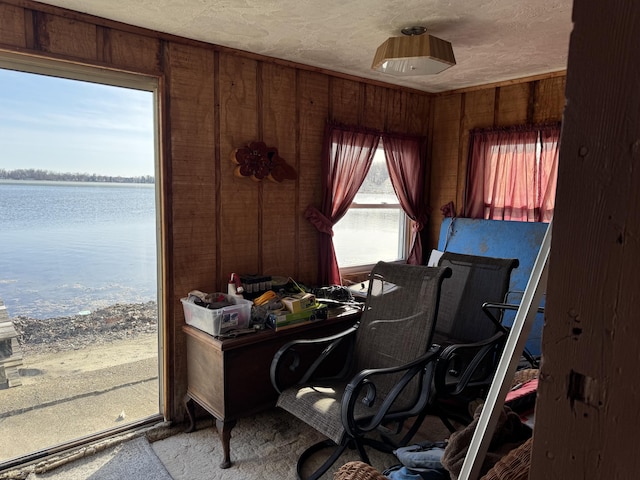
xmin=167 ymin=43 xmax=216 ymax=296
xmin=218 ymin=51 xmax=260 ymax=286
xmin=0 ymin=3 xmax=26 ymax=47
xmin=297 ymin=70 xmax=329 ymax=284
xmin=385 ymin=88 xmax=406 ymax=133
xmin=495 ymin=83 xmax=530 ymax=126
xmin=164 ymin=41 xmax=215 ymax=421
xmin=36 ymin=13 xmax=97 ymax=60
xmin=95 ymin=25 xmax=109 ymax=64
xmin=330 ymin=77 xmax=360 ymax=125
xmin=533 ymin=76 xmax=567 ymax=124
xmin=429 ymin=94 xmax=462 ymax=248
xmin=108 ymin=29 xmax=162 ymax=74
xmin=260 ymin=62 xmax=298 ymax=278
xmin=404 ymin=91 xmax=431 ymax=137
xmin=362 ymin=84 xmax=387 ymax=131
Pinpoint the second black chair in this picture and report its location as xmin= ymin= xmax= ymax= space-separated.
xmin=430 ymin=251 xmax=519 ymax=431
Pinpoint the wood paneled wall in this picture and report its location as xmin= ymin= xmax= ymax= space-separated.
xmin=427 ymin=75 xmax=566 ymax=248
xmin=0 ymin=0 xmax=432 ymax=419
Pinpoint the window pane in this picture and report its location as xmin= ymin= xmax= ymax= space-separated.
xmin=353 ymin=148 xmax=398 ymax=205
xmin=333 ymin=207 xmax=404 ymax=267
xmin=333 ymin=143 xmax=405 ymax=268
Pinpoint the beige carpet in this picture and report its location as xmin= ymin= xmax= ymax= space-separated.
xmin=11 ymin=408 xmax=450 ymax=479
xmin=152 ymin=408 xmax=399 ymax=480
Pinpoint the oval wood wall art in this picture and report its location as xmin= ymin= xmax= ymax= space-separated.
xmin=231 ymin=141 xmax=297 ymax=182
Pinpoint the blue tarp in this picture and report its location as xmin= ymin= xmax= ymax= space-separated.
xmin=437 ymin=217 xmax=549 ymax=356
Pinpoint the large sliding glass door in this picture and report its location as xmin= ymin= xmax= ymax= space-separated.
xmin=0 ymin=57 xmax=162 ymax=467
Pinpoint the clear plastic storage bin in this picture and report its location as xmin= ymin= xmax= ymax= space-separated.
xmin=181 ymin=293 xmax=252 ymax=336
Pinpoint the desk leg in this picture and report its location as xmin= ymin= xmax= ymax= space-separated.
xmin=183 ymin=393 xmax=237 ymax=469
xmin=216 ymin=418 xmax=237 ymax=469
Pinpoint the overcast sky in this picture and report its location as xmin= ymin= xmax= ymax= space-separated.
xmin=0 ymin=68 xmax=155 ymax=178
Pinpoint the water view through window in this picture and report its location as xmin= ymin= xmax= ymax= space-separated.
xmin=0 ymin=66 xmax=159 ymax=465
xmin=0 ymin=181 xmax=157 ymax=318
xmin=333 ymin=144 xmax=407 ymax=268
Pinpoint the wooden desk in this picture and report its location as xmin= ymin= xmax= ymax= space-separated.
xmin=182 ymin=307 xmax=360 ymax=468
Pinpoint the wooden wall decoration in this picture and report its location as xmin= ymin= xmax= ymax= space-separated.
xmin=231 ymin=141 xmax=297 ymax=182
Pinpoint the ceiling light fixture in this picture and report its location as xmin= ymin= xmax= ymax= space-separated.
xmin=371 ymin=26 xmax=456 ymax=76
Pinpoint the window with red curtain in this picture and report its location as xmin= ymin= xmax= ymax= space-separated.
xmin=464 ymin=123 xmax=560 ymax=223
xmin=305 ymin=122 xmax=429 ymax=285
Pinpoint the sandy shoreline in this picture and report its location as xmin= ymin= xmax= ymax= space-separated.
xmin=9 ymin=301 xmax=158 ymax=356
xmin=0 ymin=298 xmax=163 ymax=467
xmin=0 ymin=331 xmax=160 ymax=463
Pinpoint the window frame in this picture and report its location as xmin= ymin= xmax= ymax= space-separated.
xmin=0 ymin=51 xmax=165 ymax=468
xmin=334 ymin=140 xmax=411 ymax=275
xmin=464 ymin=124 xmax=560 ymax=223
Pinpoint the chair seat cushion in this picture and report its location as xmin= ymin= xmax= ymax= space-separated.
xmin=278 ymin=377 xmax=417 ymax=445
xmin=277 ymin=382 xmax=348 ymax=444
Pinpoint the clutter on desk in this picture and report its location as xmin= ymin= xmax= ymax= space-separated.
xmin=311 ymin=285 xmax=355 ymax=303
xmin=281 ymin=292 xmax=316 ymax=313
xmin=244 ymin=276 xmax=353 ymax=331
xmin=227 ymin=272 xmax=274 ymax=300
xmin=251 ymin=287 xmax=327 ymax=331
xmin=344 ymin=281 xmax=369 ymax=300
xmin=266 ymin=301 xmax=328 ymax=331
xmin=181 ymin=290 xmax=252 ymax=336
xmin=181 ymin=275 xmax=356 ymax=337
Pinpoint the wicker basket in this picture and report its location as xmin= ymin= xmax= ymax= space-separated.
xmin=480 ymin=437 xmax=533 ymax=480
xmin=333 ymin=461 xmax=388 ymax=480
xmin=512 ymin=368 xmax=539 ymax=387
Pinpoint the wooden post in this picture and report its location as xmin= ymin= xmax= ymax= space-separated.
xmin=0 ymin=300 xmax=23 ymax=388
xmin=530 ymin=1 xmax=640 ymax=479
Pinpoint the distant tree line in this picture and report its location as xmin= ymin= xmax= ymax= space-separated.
xmin=0 ymin=168 xmax=154 ymax=184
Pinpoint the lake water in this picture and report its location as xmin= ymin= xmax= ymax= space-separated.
xmin=0 ymin=180 xmax=157 ymax=319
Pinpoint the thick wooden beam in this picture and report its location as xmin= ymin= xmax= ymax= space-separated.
xmin=531 ymin=1 xmax=640 ymax=478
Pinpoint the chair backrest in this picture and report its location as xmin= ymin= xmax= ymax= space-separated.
xmin=352 ymin=262 xmax=451 ymax=399
xmin=435 ymin=252 xmax=519 ymax=344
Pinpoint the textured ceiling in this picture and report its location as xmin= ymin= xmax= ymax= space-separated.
xmin=35 ymin=0 xmax=573 ymax=93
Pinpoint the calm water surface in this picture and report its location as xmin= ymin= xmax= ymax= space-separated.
xmin=0 ymin=180 xmax=157 ymax=319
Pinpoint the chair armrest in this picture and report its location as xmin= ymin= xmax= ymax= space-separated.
xmin=269 ymin=324 xmax=359 ymax=393
xmin=482 ymin=301 xmax=543 ymax=368
xmin=434 ymin=331 xmax=506 ymax=396
xmin=341 ymin=344 xmax=442 ymax=438
xmin=482 ymin=301 xmax=545 ymax=331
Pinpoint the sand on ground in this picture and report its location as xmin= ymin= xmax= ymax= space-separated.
xmin=0 ymin=333 xmax=161 ymax=463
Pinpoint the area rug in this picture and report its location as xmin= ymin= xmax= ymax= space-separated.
xmin=87 ymin=436 xmax=172 ymax=480
xmin=27 ymin=436 xmax=172 ymax=480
